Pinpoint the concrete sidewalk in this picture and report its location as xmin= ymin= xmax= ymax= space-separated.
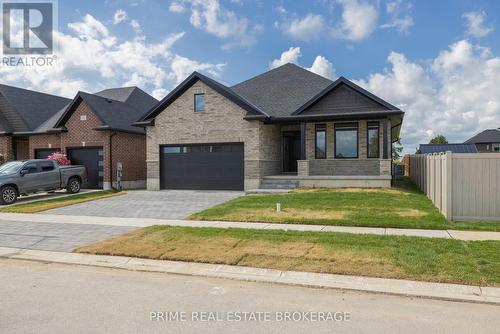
xmin=0 ymin=246 xmax=498 ymax=305
xmin=1 ymin=212 xmax=500 ymax=241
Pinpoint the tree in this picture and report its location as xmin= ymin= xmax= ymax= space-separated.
xmin=429 ymin=135 xmax=448 ymax=144
xmin=392 ymin=139 xmax=403 ymax=161
xmin=47 ymin=152 xmax=71 ymax=166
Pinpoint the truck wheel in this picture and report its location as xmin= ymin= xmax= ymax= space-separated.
xmin=0 ymin=186 xmax=18 ymax=205
xmin=67 ymin=178 xmax=82 ymax=194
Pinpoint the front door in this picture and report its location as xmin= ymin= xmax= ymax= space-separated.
xmin=283 ymin=131 xmax=301 ymax=173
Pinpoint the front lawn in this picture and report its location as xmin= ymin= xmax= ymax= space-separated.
xmin=189 ymin=177 xmax=500 ymax=231
xmin=0 ymin=190 xmax=123 ymax=213
xmin=75 ymin=225 xmax=500 ymax=286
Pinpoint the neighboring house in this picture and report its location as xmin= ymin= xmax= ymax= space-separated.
xmin=465 ymin=128 xmax=500 ymax=152
xmin=0 ymin=84 xmax=71 ymax=162
xmin=419 ymin=143 xmax=478 ymax=154
xmin=30 ymin=87 xmax=158 ymax=189
xmin=135 ymin=63 xmax=404 ymax=191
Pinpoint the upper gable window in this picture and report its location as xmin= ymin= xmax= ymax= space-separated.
xmin=194 ymin=93 xmax=205 ymax=112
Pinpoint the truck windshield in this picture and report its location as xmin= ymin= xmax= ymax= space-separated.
xmin=0 ymin=161 xmax=23 ymax=175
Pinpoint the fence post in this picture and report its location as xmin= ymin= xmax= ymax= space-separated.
xmin=444 ymin=151 xmax=453 ymax=220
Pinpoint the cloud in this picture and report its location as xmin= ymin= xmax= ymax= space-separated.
xmin=380 ymin=0 xmax=413 ymax=33
xmin=130 ymin=19 xmax=142 ymax=34
xmin=270 ymin=46 xmax=302 ymax=68
xmin=0 ymin=14 xmax=224 ymax=99
xmin=169 ymin=1 xmax=186 ymax=13
xmin=68 ymin=14 xmax=112 ymax=40
xmin=170 ymin=55 xmax=225 ymax=84
xmin=283 ymin=14 xmax=326 ymax=41
xmin=172 ymin=0 xmax=262 ymax=48
xmin=307 ymin=56 xmax=336 ymax=79
xmin=113 ymin=9 xmax=127 ymax=24
xmin=356 ymin=39 xmax=500 ymax=153
xmin=380 ymin=16 xmax=413 ymax=33
xmin=332 ymin=0 xmax=378 ymax=41
xmin=270 ymin=47 xmax=336 ymax=79
xmin=463 ymin=11 xmax=493 ymax=38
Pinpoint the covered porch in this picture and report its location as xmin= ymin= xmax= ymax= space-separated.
xmin=259 ymin=115 xmax=401 ymax=189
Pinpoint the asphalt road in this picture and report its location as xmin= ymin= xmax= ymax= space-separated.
xmin=1 ymin=259 xmax=498 ymax=334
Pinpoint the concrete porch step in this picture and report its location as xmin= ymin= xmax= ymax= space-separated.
xmin=245 ymin=189 xmax=293 ymax=195
xmin=259 ymin=178 xmax=299 ymax=190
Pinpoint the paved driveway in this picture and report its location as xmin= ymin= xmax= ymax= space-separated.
xmin=42 ymin=190 xmax=243 ymax=219
xmin=0 ymin=219 xmax=134 ymax=252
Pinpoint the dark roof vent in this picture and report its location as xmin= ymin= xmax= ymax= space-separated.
xmin=106 ymin=99 xmax=113 ymax=103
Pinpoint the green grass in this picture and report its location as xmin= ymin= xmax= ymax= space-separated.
xmin=0 ymin=190 xmax=123 ymax=213
xmin=75 ymin=225 xmax=500 ymax=286
xmin=189 ymin=177 xmax=500 ymax=231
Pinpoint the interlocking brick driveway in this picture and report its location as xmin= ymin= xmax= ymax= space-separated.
xmin=0 ymin=220 xmax=134 ymax=252
xmin=42 ymin=190 xmax=243 ymax=219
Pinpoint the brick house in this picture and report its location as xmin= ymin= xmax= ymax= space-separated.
xmin=135 ymin=63 xmax=405 ymax=191
xmin=0 ymin=84 xmax=71 ymax=163
xmin=30 ymin=87 xmax=158 ymax=189
xmin=0 ymin=84 xmax=157 ymax=190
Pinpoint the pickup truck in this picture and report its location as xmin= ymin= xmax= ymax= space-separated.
xmin=0 ymin=159 xmax=87 ymax=205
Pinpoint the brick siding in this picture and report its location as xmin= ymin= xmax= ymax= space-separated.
xmin=27 ymin=101 xmax=146 ymax=188
xmin=0 ymin=135 xmax=12 ymax=163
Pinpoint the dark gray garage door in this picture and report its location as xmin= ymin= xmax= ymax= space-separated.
xmin=67 ymin=147 xmax=104 ymax=189
xmin=35 ymin=148 xmax=59 ymax=159
xmin=160 ymin=143 xmax=244 ymax=190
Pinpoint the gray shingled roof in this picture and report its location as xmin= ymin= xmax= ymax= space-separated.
xmin=139 ymin=63 xmax=403 ymax=125
xmin=138 ymin=71 xmax=266 ymax=123
xmin=231 ymin=63 xmax=333 ymax=117
xmin=465 ymin=129 xmax=500 ymax=144
xmin=94 ymin=87 xmax=136 ymax=102
xmin=55 ymin=87 xmax=158 ymax=134
xmin=0 ymin=84 xmax=71 ymax=133
xmin=419 ymin=143 xmax=478 ymax=154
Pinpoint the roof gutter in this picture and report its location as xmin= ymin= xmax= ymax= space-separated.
xmin=253 ymin=110 xmax=404 ymax=124
xmin=132 ymin=120 xmax=154 ymax=127
xmin=93 ymin=125 xmax=145 ymax=135
xmin=11 ymin=128 xmax=66 ymax=136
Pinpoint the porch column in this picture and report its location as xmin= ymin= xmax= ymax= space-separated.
xmin=300 ymin=122 xmax=306 ymax=160
xmin=383 ymin=118 xmax=389 ymax=159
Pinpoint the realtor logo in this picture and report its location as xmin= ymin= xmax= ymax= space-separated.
xmin=2 ymin=1 xmax=55 ymax=54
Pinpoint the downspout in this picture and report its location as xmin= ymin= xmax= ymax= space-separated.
xmin=109 ymin=132 xmax=117 ymax=190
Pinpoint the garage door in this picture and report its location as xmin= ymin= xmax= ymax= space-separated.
xmin=35 ymin=148 xmax=59 ymax=159
xmin=160 ymin=143 xmax=244 ymax=190
xmin=67 ymin=147 xmax=103 ymax=189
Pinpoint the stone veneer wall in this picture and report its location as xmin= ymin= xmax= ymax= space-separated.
xmin=146 ymin=80 xmax=281 ymax=190
xmin=305 ymin=119 xmax=386 ymax=160
xmin=300 ymin=118 xmax=392 ymax=177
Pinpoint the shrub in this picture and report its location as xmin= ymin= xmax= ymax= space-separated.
xmin=47 ymin=152 xmax=71 ymax=165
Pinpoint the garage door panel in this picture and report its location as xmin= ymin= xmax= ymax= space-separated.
xmin=160 ymin=144 xmax=244 ymax=190
xmin=35 ymin=148 xmax=59 ymax=159
xmin=67 ymin=148 xmax=103 ymax=189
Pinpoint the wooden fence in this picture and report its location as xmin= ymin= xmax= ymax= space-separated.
xmin=409 ymin=152 xmax=500 ymax=221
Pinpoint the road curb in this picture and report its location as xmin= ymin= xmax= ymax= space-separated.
xmin=0 ymin=246 xmax=499 ymax=306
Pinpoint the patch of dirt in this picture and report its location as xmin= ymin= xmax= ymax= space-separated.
xmin=236 ymin=208 xmax=349 ymax=220
xmin=334 ymin=188 xmax=408 ymax=195
xmin=394 ymin=209 xmax=428 ymax=217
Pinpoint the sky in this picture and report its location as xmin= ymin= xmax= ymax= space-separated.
xmin=1 ymin=0 xmax=500 ymax=153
